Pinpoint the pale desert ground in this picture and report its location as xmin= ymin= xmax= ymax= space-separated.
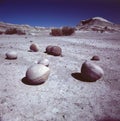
xmin=0 ymin=31 xmax=120 ymax=121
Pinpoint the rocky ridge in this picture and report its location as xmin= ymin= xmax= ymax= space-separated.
xmin=76 ymin=17 xmax=120 ymax=33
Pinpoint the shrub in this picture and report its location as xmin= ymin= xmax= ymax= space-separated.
xmin=5 ymin=28 xmax=25 ymax=35
xmin=50 ymin=28 xmax=62 ymax=36
xmin=50 ymin=26 xmax=75 ymax=36
xmin=0 ymin=31 xmax=4 ymax=34
xmin=62 ymin=26 xmax=75 ymax=36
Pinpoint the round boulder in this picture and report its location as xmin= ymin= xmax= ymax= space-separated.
xmin=30 ymin=43 xmax=39 ymax=52
xmin=6 ymin=51 xmax=17 ymax=59
xmin=81 ymin=61 xmax=104 ymax=82
xmin=46 ymin=45 xmax=62 ymax=56
xmin=37 ymin=59 xmax=49 ymax=67
xmin=26 ymin=64 xmax=50 ymax=84
xmin=46 ymin=45 xmax=53 ymax=54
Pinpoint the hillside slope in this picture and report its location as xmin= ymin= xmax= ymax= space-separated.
xmin=76 ymin=17 xmax=120 ymax=32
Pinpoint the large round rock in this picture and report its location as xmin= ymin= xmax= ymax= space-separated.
xmin=81 ymin=61 xmax=104 ymax=82
xmin=6 ymin=51 xmax=17 ymax=59
xmin=46 ymin=45 xmax=62 ymax=56
xmin=30 ymin=43 xmax=39 ymax=52
xmin=26 ymin=64 xmax=50 ymax=84
xmin=46 ymin=45 xmax=53 ymax=54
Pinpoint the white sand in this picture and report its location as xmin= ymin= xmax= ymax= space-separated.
xmin=0 ymin=31 xmax=120 ymax=121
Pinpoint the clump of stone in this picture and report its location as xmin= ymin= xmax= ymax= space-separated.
xmin=26 ymin=64 xmax=50 ymax=85
xmin=6 ymin=51 xmax=17 ymax=59
xmin=37 ymin=59 xmax=49 ymax=67
xmin=30 ymin=43 xmax=39 ymax=52
xmin=81 ymin=61 xmax=104 ymax=82
xmin=91 ymin=55 xmax=100 ymax=61
xmin=46 ymin=45 xmax=62 ymax=56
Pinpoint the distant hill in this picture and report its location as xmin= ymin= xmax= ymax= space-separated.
xmin=0 ymin=22 xmax=50 ymax=35
xmin=76 ymin=17 xmax=120 ymax=33
xmin=0 ymin=22 xmax=32 ymax=32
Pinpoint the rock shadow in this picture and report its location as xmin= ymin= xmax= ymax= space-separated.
xmin=5 ymin=57 xmax=17 ymax=60
xmin=21 ymin=77 xmax=45 ymax=86
xmin=44 ymin=51 xmax=63 ymax=57
xmin=71 ymin=72 xmax=97 ymax=82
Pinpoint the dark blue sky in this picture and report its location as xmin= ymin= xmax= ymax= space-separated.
xmin=0 ymin=0 xmax=120 ymax=27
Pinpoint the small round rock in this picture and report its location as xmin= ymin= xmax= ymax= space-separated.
xmin=81 ymin=61 xmax=104 ymax=82
xmin=26 ymin=64 xmax=50 ymax=84
xmin=30 ymin=43 xmax=39 ymax=52
xmin=91 ymin=55 xmax=100 ymax=61
xmin=46 ymin=45 xmax=53 ymax=54
xmin=37 ymin=59 xmax=49 ymax=67
xmin=6 ymin=51 xmax=17 ymax=59
xmin=46 ymin=45 xmax=62 ymax=56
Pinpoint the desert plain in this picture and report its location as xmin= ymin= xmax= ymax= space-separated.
xmin=0 ymin=30 xmax=120 ymax=121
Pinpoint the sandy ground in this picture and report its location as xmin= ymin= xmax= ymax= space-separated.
xmin=0 ymin=31 xmax=120 ymax=121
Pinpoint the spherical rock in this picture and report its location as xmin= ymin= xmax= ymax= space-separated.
xmin=6 ymin=51 xmax=17 ymax=59
xmin=91 ymin=55 xmax=100 ymax=61
xmin=81 ymin=61 xmax=104 ymax=82
xmin=51 ymin=46 xmax=62 ymax=56
xmin=30 ymin=43 xmax=39 ymax=52
xmin=46 ymin=45 xmax=53 ymax=54
xmin=26 ymin=64 xmax=50 ymax=84
xmin=46 ymin=45 xmax=62 ymax=56
xmin=37 ymin=59 xmax=49 ymax=67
